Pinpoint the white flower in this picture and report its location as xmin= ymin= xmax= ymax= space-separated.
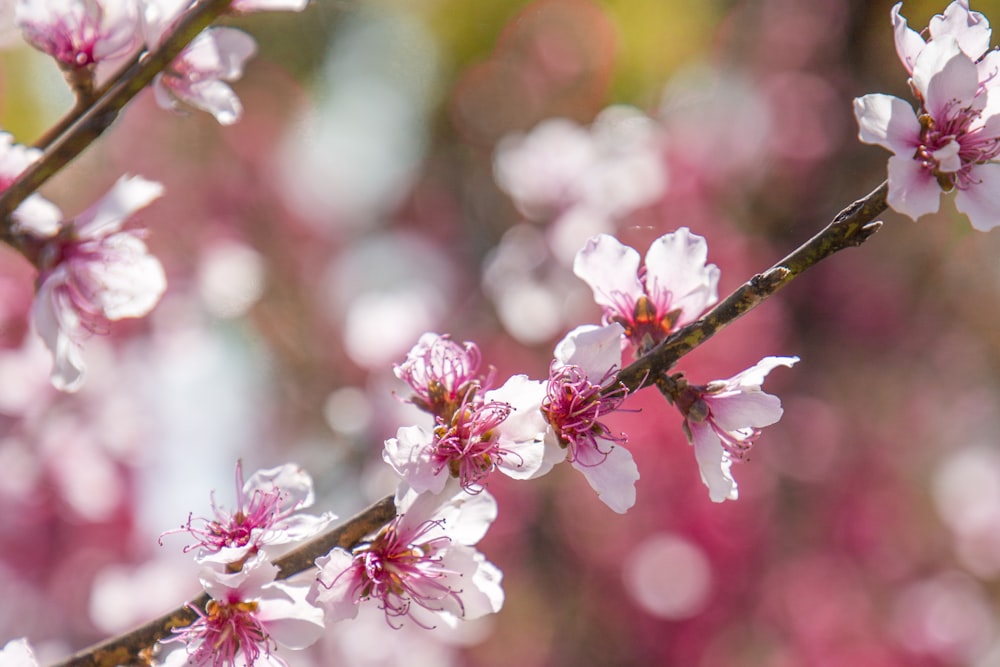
xmin=311 ymin=484 xmax=503 ymax=629
xmin=677 ymin=357 xmax=798 ymax=502
xmin=31 ymin=175 xmax=165 ymax=391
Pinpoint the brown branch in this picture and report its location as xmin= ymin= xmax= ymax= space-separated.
xmin=48 ymin=495 xmax=397 ymax=667
xmin=0 ymin=0 xmax=235 ymax=250
xmin=615 ymin=180 xmax=889 ymax=391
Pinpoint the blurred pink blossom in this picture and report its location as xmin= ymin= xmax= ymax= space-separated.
xmin=31 ymin=175 xmax=165 ymax=392
xmin=311 ymin=484 xmax=503 ymax=629
xmin=142 ymin=0 xmax=256 ymax=125
xmin=676 ymin=356 xmax=798 ymax=502
xmin=14 ymin=0 xmax=140 ymax=71
xmin=0 ymin=638 xmax=38 ymax=667
xmin=31 ymin=175 xmax=164 ymax=391
xmin=0 ymin=132 xmax=62 ymax=238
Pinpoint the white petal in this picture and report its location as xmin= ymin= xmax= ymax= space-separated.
xmin=74 ymin=176 xmax=164 ymax=238
xmin=689 ymin=422 xmax=738 ymax=503
xmin=853 ymin=94 xmax=919 ymax=153
xmin=257 ymin=581 xmax=326 ymax=650
xmin=707 ymin=391 xmax=784 ymax=433
xmin=382 ymin=425 xmax=447 ymax=495
xmin=244 ymin=463 xmax=316 ymax=509
xmin=915 ymin=37 xmax=979 ymax=118
xmin=439 ymin=547 xmax=504 ymax=620
xmin=887 ymin=154 xmax=943 ymax=220
xmin=954 ymin=163 xmax=1000 ymax=231
xmin=724 ymin=356 xmax=798 ymax=390
xmin=573 ymin=234 xmax=644 ymax=314
xmin=0 ymin=638 xmax=39 ymax=667
xmin=552 ymin=323 xmax=624 ymax=378
xmin=32 ymin=273 xmax=86 ymax=393
xmin=929 ymin=0 xmax=992 ymax=61
xmin=428 ymin=487 xmax=497 ymax=546
xmin=570 ymin=442 xmax=639 ymax=513
xmin=12 ymin=194 xmax=63 ymax=238
xmin=85 ymin=235 xmax=167 ymax=319
xmin=311 ymin=550 xmax=362 ymax=621
xmin=892 ymin=2 xmax=925 ymax=74
xmin=643 ymin=227 xmax=720 ymax=326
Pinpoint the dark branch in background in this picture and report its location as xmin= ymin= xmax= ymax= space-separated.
xmin=0 ymin=0 xmax=235 ymax=254
xmin=48 ymin=496 xmax=396 ymax=667
xmin=614 ymin=180 xmax=889 ymax=392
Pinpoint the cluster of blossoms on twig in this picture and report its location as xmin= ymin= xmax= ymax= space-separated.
xmin=13 ymin=0 xmax=1000 ymax=665
xmin=145 ymin=226 xmax=797 ymax=667
xmin=0 ymin=0 xmax=312 ymax=394
xmin=855 ymin=0 xmax=1000 ymax=231
xmin=158 ymin=462 xmax=333 ymax=666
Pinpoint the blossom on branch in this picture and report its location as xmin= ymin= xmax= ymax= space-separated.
xmin=168 ymin=554 xmax=324 ymax=667
xmin=384 ymin=373 xmax=556 ymax=494
xmin=855 ymin=3 xmax=1000 ymax=230
xmin=673 ymin=357 xmax=798 ymax=502
xmin=573 ymin=229 xmax=719 ymax=355
xmin=310 ymin=484 xmax=503 ymax=629
xmin=142 ymin=0 xmax=257 ymax=125
xmin=542 ymin=323 xmax=638 ymax=513
xmin=30 ymin=175 xmax=166 ymax=392
xmin=162 ymin=460 xmax=335 ymax=566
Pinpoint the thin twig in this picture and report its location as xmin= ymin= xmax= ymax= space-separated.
xmin=615 ymin=180 xmax=889 ymax=391
xmin=47 ymin=495 xmax=397 ymax=667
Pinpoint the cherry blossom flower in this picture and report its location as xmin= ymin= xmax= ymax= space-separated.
xmin=394 ymin=332 xmax=492 ymax=422
xmin=0 ymin=132 xmax=62 ymax=238
xmin=855 ymin=5 xmax=1000 ymax=230
xmin=310 ymin=484 xmax=503 ymax=629
xmin=163 ymin=460 xmax=335 ymax=565
xmin=541 ymin=323 xmax=639 ymax=513
xmin=891 ymin=0 xmax=998 ymax=81
xmin=384 ymin=374 xmax=556 ymax=494
xmin=674 ymin=357 xmax=798 ymax=502
xmin=0 ymin=638 xmax=38 ymax=667
xmin=169 ymin=554 xmax=324 ymax=667
xmin=15 ymin=0 xmax=140 ymax=75
xmin=142 ymin=0 xmax=257 ymax=125
xmin=573 ymin=229 xmax=719 ymax=355
xmin=30 ymin=175 xmax=166 ymax=392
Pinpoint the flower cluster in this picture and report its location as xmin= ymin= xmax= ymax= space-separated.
xmin=15 ymin=0 xmax=306 ymax=123
xmin=160 ymin=462 xmax=333 ymax=667
xmin=855 ymin=0 xmax=1000 ymax=230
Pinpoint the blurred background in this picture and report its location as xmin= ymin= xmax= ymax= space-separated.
xmin=3 ymin=0 xmax=1000 ymax=665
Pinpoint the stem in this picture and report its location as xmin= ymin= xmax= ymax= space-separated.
xmin=47 ymin=495 xmax=397 ymax=667
xmin=615 ymin=180 xmax=889 ymax=392
xmin=0 ymin=0 xmax=235 ymax=235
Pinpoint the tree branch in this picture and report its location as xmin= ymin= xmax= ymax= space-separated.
xmin=615 ymin=180 xmax=889 ymax=391
xmin=48 ymin=495 xmax=397 ymax=667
